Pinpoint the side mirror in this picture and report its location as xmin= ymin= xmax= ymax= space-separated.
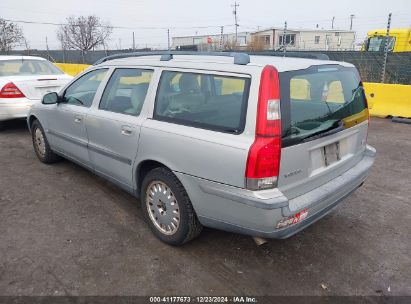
xmin=42 ymin=92 xmax=59 ymax=105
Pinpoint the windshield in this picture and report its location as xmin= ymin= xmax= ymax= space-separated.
xmin=279 ymin=65 xmax=368 ymax=147
xmin=0 ymin=59 xmax=63 ymax=77
xmin=367 ymin=36 xmax=395 ymax=52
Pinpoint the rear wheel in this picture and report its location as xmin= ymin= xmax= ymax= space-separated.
xmin=31 ymin=120 xmax=61 ymax=164
xmin=140 ymin=167 xmax=202 ymax=245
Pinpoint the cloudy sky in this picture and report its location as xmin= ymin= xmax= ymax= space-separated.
xmin=1 ymin=0 xmax=411 ymax=50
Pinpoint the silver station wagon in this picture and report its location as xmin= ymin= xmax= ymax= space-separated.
xmin=28 ymin=52 xmax=376 ymax=245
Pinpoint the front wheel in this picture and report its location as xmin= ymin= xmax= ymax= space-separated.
xmin=140 ymin=167 xmax=202 ymax=245
xmin=31 ymin=120 xmax=61 ymax=164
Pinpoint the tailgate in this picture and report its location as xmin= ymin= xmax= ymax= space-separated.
xmin=278 ymin=64 xmax=369 ymax=199
xmin=278 ymin=121 xmax=368 ymax=199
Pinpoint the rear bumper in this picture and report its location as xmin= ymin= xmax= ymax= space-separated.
xmin=0 ymin=98 xmax=39 ymax=121
xmin=177 ymin=145 xmax=376 ymax=239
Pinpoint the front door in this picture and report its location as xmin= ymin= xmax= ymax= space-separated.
xmin=47 ymin=68 xmax=109 ymax=167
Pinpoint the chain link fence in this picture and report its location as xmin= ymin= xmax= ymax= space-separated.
xmin=1 ymin=49 xmax=410 ymax=84
xmin=322 ymin=51 xmax=411 ymax=85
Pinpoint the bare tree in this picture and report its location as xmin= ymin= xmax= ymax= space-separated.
xmin=0 ymin=18 xmax=25 ymax=52
xmin=223 ymin=38 xmax=239 ymax=51
xmin=246 ymin=36 xmax=266 ymax=52
xmin=57 ymin=15 xmax=112 ymax=51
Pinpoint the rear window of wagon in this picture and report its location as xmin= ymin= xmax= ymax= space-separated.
xmin=279 ymin=65 xmax=368 ymax=147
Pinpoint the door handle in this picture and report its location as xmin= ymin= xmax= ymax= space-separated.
xmin=74 ymin=117 xmax=82 ymax=123
xmin=121 ymin=126 xmax=133 ymax=136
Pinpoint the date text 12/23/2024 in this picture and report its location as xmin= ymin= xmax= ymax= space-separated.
xmin=149 ymin=296 xmax=257 ymax=303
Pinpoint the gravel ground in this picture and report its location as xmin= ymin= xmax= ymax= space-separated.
xmin=0 ymin=118 xmax=410 ymax=296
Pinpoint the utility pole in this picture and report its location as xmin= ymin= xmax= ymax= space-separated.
xmin=61 ymin=41 xmax=65 ymax=63
xmin=219 ymin=26 xmax=224 ymax=51
xmin=132 ymin=32 xmax=136 ymax=51
xmin=103 ymin=42 xmax=108 ymax=57
xmin=232 ymin=2 xmax=239 ymax=49
xmin=24 ymin=38 xmax=30 ymax=55
xmin=350 ymin=14 xmax=355 ymax=30
xmin=332 ymin=16 xmax=335 ymax=29
xmin=381 ymin=13 xmax=392 ymax=83
xmin=167 ymin=29 xmax=170 ymax=51
xmin=45 ymin=36 xmax=50 ymax=61
xmin=283 ymin=21 xmax=287 ymax=54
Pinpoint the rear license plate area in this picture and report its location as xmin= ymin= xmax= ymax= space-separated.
xmin=323 ymin=142 xmax=340 ymax=166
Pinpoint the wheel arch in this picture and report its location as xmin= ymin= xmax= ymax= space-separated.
xmin=28 ymin=115 xmax=39 ymax=132
xmin=135 ymin=159 xmax=173 ymax=195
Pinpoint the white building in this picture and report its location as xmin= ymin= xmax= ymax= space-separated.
xmin=172 ymin=32 xmax=250 ymax=51
xmin=250 ymin=27 xmax=356 ymax=51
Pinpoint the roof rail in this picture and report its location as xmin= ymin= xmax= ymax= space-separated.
xmin=246 ymin=51 xmax=330 ymax=60
xmin=93 ymin=51 xmax=250 ymax=66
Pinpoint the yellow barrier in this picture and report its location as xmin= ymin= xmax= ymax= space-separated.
xmin=364 ymin=82 xmax=411 ymax=118
xmin=54 ymin=63 xmax=90 ymax=76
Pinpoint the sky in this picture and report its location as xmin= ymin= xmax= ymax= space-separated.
xmin=1 ymin=0 xmax=411 ymax=50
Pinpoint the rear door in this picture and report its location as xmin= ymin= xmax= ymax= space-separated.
xmin=86 ymin=68 xmax=154 ymax=189
xmin=47 ymin=68 xmax=108 ymax=167
xmin=138 ymin=69 xmax=252 ymax=188
xmin=278 ymin=65 xmax=369 ymax=199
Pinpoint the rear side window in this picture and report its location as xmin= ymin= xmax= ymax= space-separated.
xmin=99 ymin=68 xmax=153 ymax=116
xmin=154 ymin=71 xmax=250 ymax=134
xmin=280 ymin=65 xmax=368 ymax=147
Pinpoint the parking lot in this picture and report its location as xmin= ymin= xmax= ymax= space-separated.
xmin=0 ymin=117 xmax=410 ymax=296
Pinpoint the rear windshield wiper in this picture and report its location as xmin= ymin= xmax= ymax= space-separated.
xmin=301 ymin=120 xmax=344 ymax=143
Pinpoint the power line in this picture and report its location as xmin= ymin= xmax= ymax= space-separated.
xmin=2 ymin=17 xmax=235 ymax=30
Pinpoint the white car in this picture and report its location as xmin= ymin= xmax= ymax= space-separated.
xmin=0 ymin=56 xmax=72 ymax=124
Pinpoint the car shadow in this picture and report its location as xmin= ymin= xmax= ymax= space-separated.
xmin=0 ymin=119 xmax=29 ymax=133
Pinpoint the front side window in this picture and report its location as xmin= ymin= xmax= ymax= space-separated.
xmin=315 ymin=36 xmax=320 ymax=44
xmin=63 ymin=69 xmax=108 ymax=107
xmin=280 ymin=65 xmax=368 ymax=147
xmin=154 ymin=71 xmax=250 ymax=134
xmin=99 ymin=68 xmax=153 ymax=116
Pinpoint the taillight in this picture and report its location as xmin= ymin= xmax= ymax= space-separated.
xmin=245 ymin=65 xmax=282 ymax=190
xmin=0 ymin=82 xmax=25 ymax=98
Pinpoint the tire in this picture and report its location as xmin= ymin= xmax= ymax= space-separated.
xmin=31 ymin=120 xmax=61 ymax=164
xmin=140 ymin=167 xmax=202 ymax=245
